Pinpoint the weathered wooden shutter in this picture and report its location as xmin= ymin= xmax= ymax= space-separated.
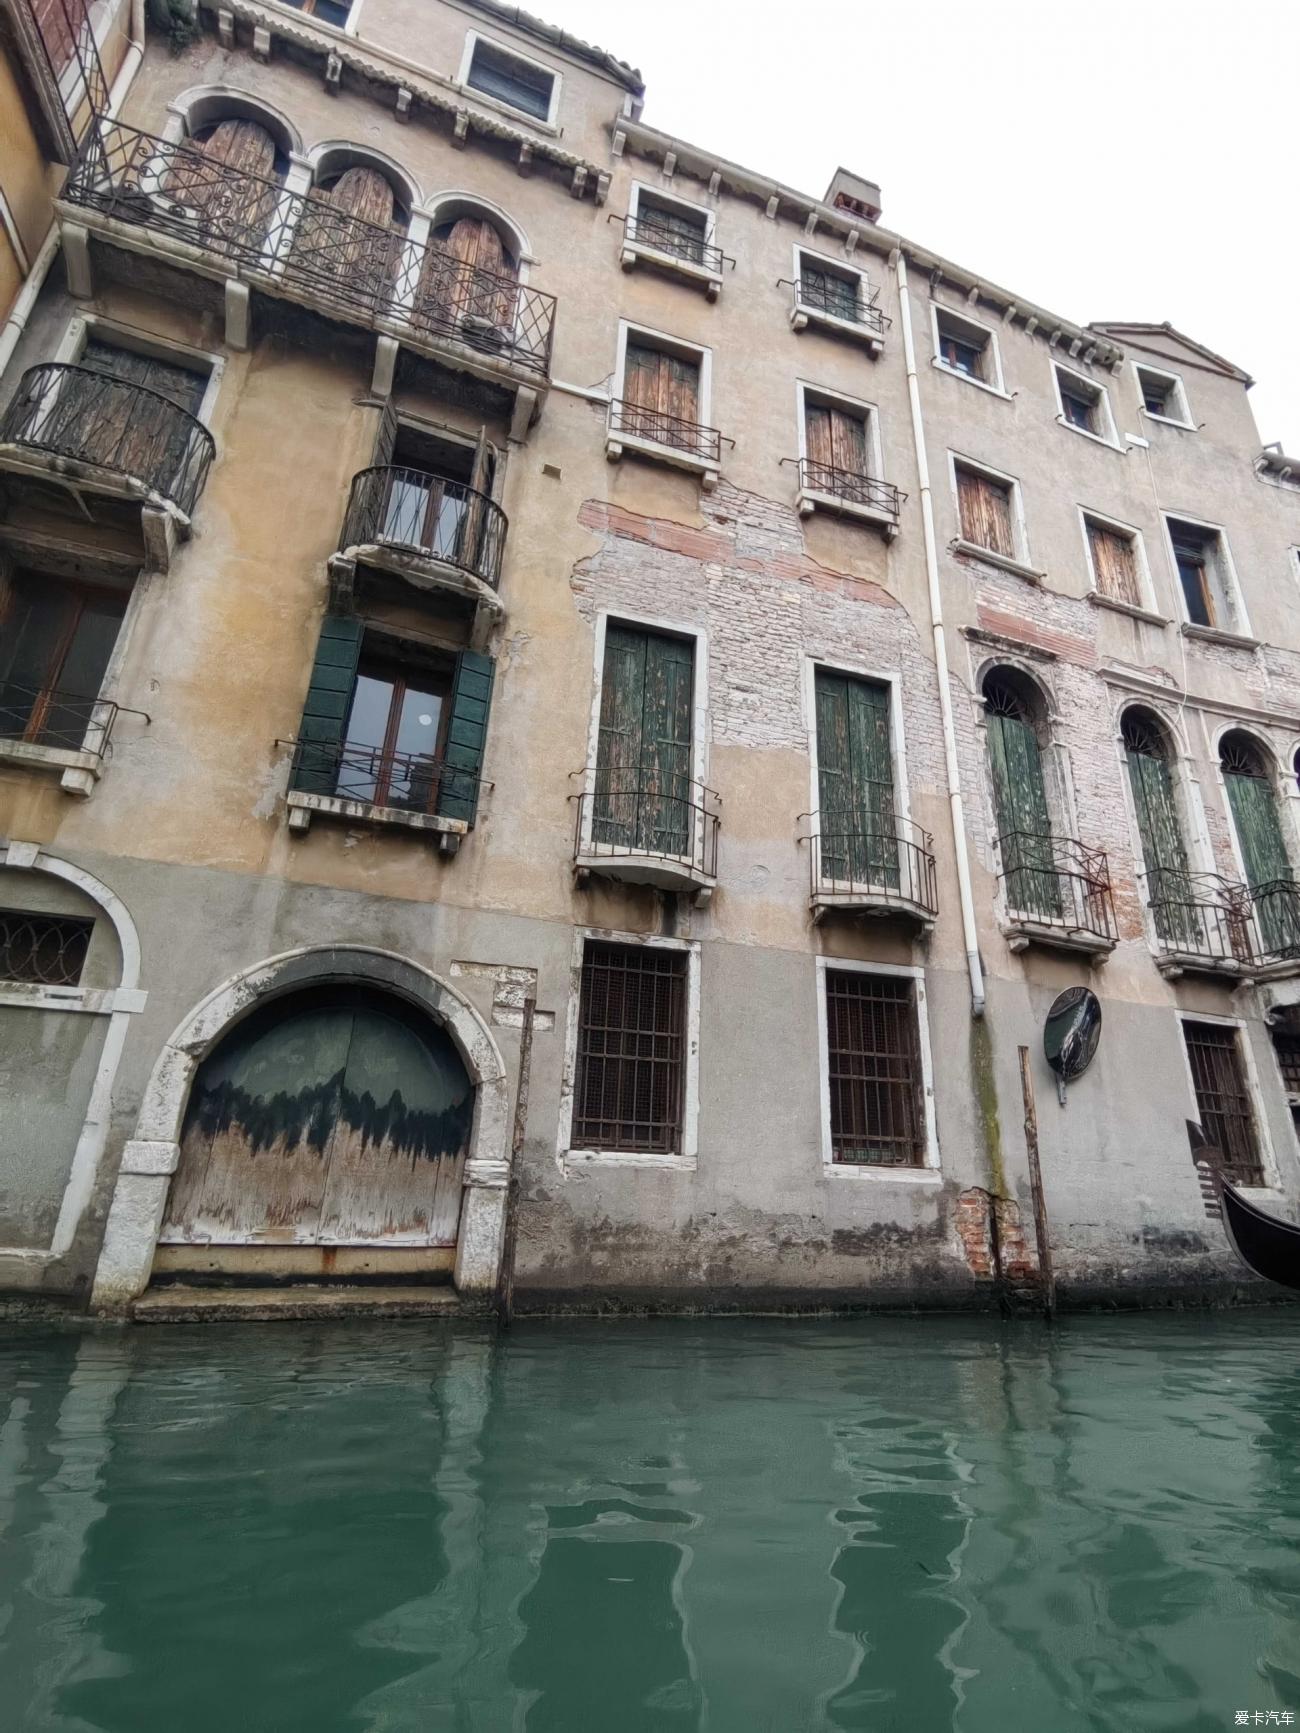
xmin=330 ymin=166 xmax=393 ymax=226
xmin=1124 ymin=722 xmax=1194 ymax=944
xmin=372 ymin=396 xmax=399 ymax=468
xmin=807 ymin=404 xmax=868 ymax=477
xmin=624 ymin=344 xmax=699 ymax=433
xmin=173 ymin=118 xmax=279 ymax=250
xmin=291 ymin=614 xmax=363 ymax=794
xmin=986 ymin=689 xmax=1060 ymax=918
xmin=1224 ymin=762 xmax=1290 ymax=892
xmin=958 ymin=468 xmax=1013 ymax=557
xmin=594 ymin=625 xmax=693 ymax=856
xmin=76 ymin=340 xmax=207 ymax=495
xmin=203 ymin=118 xmax=276 ymax=176
xmin=815 ymin=671 xmax=898 ymax=886
xmin=435 ymin=649 xmax=494 ymax=824
xmin=1089 ymin=523 xmax=1140 ymax=607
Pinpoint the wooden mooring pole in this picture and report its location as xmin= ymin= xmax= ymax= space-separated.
xmin=1018 ymin=1045 xmax=1056 ymax=1320
xmin=496 ymin=996 xmax=536 ymax=1329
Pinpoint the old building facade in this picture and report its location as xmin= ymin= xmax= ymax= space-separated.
xmin=3 ymin=0 xmax=1300 ymax=1314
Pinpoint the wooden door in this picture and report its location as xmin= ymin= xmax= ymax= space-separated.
xmin=295 ymin=165 xmax=397 ymax=307
xmin=594 ymin=625 xmax=694 ymax=857
xmin=423 ymin=216 xmax=517 ymax=333
xmin=75 ymin=339 xmax=207 ymax=494
xmin=805 ymin=404 xmax=869 ymax=479
xmin=161 ymin=988 xmax=473 ymax=1247
xmin=985 ymin=683 xmax=1061 ymax=918
xmin=815 ymin=670 xmax=898 ymax=888
xmin=168 ymin=118 xmax=279 ymax=252
xmin=1123 ymin=716 xmax=1197 ymax=945
xmin=1223 ymin=741 xmax=1299 ymax=955
xmin=623 ymin=343 xmax=700 ymax=445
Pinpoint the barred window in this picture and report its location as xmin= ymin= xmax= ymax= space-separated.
xmin=0 ymin=909 xmax=93 ymax=986
xmin=825 ymin=970 xmax=925 ymax=1166
xmin=1182 ymin=1021 xmax=1264 ymax=1187
xmin=573 ymin=942 xmax=687 ymax=1153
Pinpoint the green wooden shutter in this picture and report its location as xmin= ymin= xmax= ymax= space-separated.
xmin=1225 ymin=764 xmax=1297 ymax=954
xmin=594 ymin=625 xmax=694 ymax=856
xmin=815 ymin=671 xmax=898 ymax=887
xmin=594 ymin=625 xmax=648 ymax=847
xmin=1125 ymin=740 xmax=1195 ymax=944
xmin=435 ymin=650 xmax=494 ymax=825
xmin=291 ymin=614 xmax=363 ymax=794
xmin=986 ymin=705 xmax=1060 ymax=918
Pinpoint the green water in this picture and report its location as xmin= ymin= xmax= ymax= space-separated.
xmin=1 ymin=1316 xmax=1298 ymax=1732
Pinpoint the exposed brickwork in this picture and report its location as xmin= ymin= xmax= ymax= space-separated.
xmin=956 ymin=1187 xmax=1037 ymax=1280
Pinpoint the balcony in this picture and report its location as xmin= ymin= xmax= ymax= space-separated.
xmin=0 ymin=362 xmax=214 ymax=567
xmin=284 ymin=738 xmax=474 ymax=853
xmin=784 ymin=277 xmax=890 ymax=355
xmin=790 ymin=457 xmax=904 ymax=538
xmin=997 ymin=833 xmax=1117 ymax=959
xmin=805 ymin=817 xmax=937 ymax=931
xmin=571 ymin=774 xmax=721 ymax=904
xmin=1150 ymin=871 xmax=1300 ymax=981
xmin=0 ymin=679 xmax=138 ymax=796
xmin=330 ymin=466 xmax=506 ymax=645
xmin=58 ymin=119 xmax=557 ymax=434
xmin=618 ymin=213 xmax=729 ymax=299
xmin=605 ymin=399 xmax=728 ymax=490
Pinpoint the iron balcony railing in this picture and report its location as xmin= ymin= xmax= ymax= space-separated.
xmin=806 ymin=815 xmax=938 ymax=920
xmin=0 ymin=679 xmax=126 ymax=758
xmin=792 ymin=457 xmax=905 ymax=523
xmin=0 ymin=362 xmax=215 ymax=516
xmin=573 ymin=771 xmax=721 ymax=879
xmin=780 ymin=275 xmax=891 ymax=336
xmin=62 ymin=118 xmax=557 ymax=378
xmin=288 ymin=738 xmax=479 ymax=817
xmin=622 ymin=213 xmax=728 ymax=276
xmin=1148 ymin=869 xmax=1300 ymax=969
xmin=608 ymin=398 xmax=726 ymax=467
xmin=997 ymin=831 xmax=1117 ymax=945
xmin=339 ymin=466 xmax=507 ymax=590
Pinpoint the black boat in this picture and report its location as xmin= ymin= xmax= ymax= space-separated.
xmin=1220 ymin=1178 xmax=1300 ymax=1292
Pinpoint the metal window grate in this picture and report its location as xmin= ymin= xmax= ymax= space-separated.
xmin=1273 ymin=1030 xmax=1300 ymax=1098
xmin=1183 ymin=1021 xmax=1264 ymax=1187
xmin=572 ymin=942 xmax=687 ymax=1153
xmin=0 ymin=909 xmax=93 ymax=986
xmin=825 ymin=970 xmax=924 ymax=1166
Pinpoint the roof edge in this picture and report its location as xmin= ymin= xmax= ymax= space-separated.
xmin=1089 ymin=322 xmax=1253 ymax=386
xmin=459 ymin=0 xmax=643 ymax=94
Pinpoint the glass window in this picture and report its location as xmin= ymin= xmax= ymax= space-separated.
xmin=338 ymin=657 xmax=452 ymax=812
xmin=0 ymin=574 xmax=125 ymax=750
xmin=281 ymin=0 xmax=352 ymax=26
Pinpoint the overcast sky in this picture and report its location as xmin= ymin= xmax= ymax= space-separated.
xmin=542 ymin=0 xmax=1300 ymax=450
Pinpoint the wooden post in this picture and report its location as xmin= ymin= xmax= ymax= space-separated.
xmin=1018 ymin=1044 xmax=1056 ymax=1319
xmin=496 ymin=996 xmax=535 ymax=1328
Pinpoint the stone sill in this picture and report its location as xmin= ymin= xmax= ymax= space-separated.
xmin=810 ymin=890 xmax=933 ymax=932
xmin=825 ymin=1164 xmax=942 ymax=1183
xmin=1140 ymin=408 xmax=1196 ymax=433
xmin=797 ymin=488 xmax=899 ymax=539
xmin=1086 ymin=591 xmax=1169 ymax=627
xmin=563 ymin=1150 xmax=697 ymax=1173
xmin=605 ymin=431 xmax=718 ymax=491
xmin=951 ymin=539 xmax=1045 ymax=585
xmin=0 ymin=441 xmax=188 ymax=570
xmin=620 ymin=241 xmax=723 ymax=300
xmin=789 ymin=302 xmax=883 ymax=355
xmin=286 ymin=790 xmax=467 ymax=851
xmin=1154 ymin=951 xmax=1247 ymax=982
xmin=1002 ymin=919 xmax=1114 ymax=960
xmin=0 ymin=736 xmax=101 ymax=797
xmin=1180 ymin=621 xmax=1259 ymax=651
xmin=1054 ymin=416 xmax=1123 ymax=454
xmin=574 ymin=849 xmax=715 ymax=906
xmin=931 ymin=359 xmax=1012 ymax=401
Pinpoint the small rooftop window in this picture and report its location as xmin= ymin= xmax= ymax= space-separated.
xmin=465 ymin=36 xmax=556 ymax=122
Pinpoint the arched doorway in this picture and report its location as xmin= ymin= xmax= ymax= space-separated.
xmin=983 ymin=667 xmax=1060 ymax=920
xmin=1121 ymin=708 xmax=1196 ymax=945
xmin=159 ymin=984 xmax=473 ymax=1250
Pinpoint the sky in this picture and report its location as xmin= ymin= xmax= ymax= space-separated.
xmin=538 ymin=0 xmax=1300 ymax=451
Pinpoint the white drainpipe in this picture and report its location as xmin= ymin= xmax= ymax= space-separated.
xmin=0 ymin=0 xmax=144 ymax=379
xmin=895 ymin=248 xmax=987 ymax=1017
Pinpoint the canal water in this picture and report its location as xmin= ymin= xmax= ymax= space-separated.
xmin=1 ymin=1315 xmax=1298 ymax=1732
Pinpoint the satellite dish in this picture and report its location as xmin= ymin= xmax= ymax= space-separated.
xmin=1044 ymin=986 xmax=1101 ymax=1104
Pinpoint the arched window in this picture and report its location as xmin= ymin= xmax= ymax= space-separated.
xmin=983 ymin=668 xmax=1060 ymax=919
xmin=1122 ymin=708 xmax=1194 ymax=942
xmin=422 ymin=211 xmax=519 ymax=335
xmin=1220 ymin=731 xmax=1298 ymax=954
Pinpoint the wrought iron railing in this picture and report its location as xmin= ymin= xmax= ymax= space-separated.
xmin=805 ymin=815 xmax=938 ymax=919
xmin=20 ymin=0 xmax=109 ymax=152
xmin=572 ymin=772 xmax=720 ymax=879
xmin=288 ymin=738 xmax=478 ymax=817
xmin=0 ymin=362 xmax=215 ymax=516
xmin=622 ymin=214 xmax=728 ymax=276
xmin=0 ymin=907 xmax=93 ymax=987
xmin=607 ymin=399 xmax=725 ymax=466
xmin=997 ymin=832 xmax=1116 ymax=944
xmin=0 ymin=680 xmax=124 ymax=757
xmin=1149 ymin=870 xmax=1300 ymax=969
xmin=62 ymin=118 xmax=557 ymax=378
xmin=781 ymin=275 xmax=890 ymax=335
xmin=791 ymin=457 xmax=905 ymax=522
xmin=339 ymin=466 xmax=507 ymax=590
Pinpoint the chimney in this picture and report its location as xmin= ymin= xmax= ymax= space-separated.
xmin=824 ymin=167 xmax=882 ymax=224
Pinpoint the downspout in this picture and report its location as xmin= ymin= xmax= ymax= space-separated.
xmin=0 ymin=0 xmax=144 ymax=378
xmin=895 ymin=248 xmax=986 ymax=1017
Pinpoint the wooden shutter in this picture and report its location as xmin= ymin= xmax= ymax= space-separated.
xmin=806 ymin=404 xmax=868 ymax=478
xmin=1124 ymin=725 xmax=1194 ymax=944
xmin=815 ymin=671 xmax=898 ymax=887
xmin=986 ymin=689 xmax=1060 ymax=918
xmin=1088 ymin=522 xmax=1140 ymax=606
xmin=202 ymin=118 xmax=276 ymax=176
xmin=169 ymin=118 xmax=279 ymax=250
xmin=435 ymin=649 xmax=494 ymax=825
xmin=74 ymin=341 xmax=207 ymax=496
xmin=957 ymin=468 xmax=1014 ymax=557
xmin=372 ymin=397 xmax=399 ymax=468
xmin=623 ymin=343 xmax=700 ymax=444
xmin=330 ymin=166 xmax=393 ymax=226
xmin=291 ymin=615 xmax=363 ymax=794
xmin=594 ymin=625 xmax=694 ymax=856
xmin=1224 ymin=762 xmax=1290 ymax=893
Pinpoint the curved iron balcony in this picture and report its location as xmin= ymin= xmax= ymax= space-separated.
xmin=0 ymin=362 xmax=214 ymax=517
xmin=997 ymin=831 xmax=1117 ymax=955
xmin=339 ymin=466 xmax=507 ymax=590
xmin=1149 ymin=869 xmax=1300 ymax=977
xmin=805 ymin=815 xmax=937 ymax=927
xmin=571 ymin=771 xmax=721 ymax=904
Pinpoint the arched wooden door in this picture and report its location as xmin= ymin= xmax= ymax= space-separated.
xmin=167 ymin=117 xmax=280 ymax=251
xmin=295 ymin=165 xmax=400 ymax=305
xmin=422 ymin=215 xmax=518 ymax=335
xmin=1122 ymin=711 xmax=1197 ymax=945
xmin=160 ymin=985 xmax=473 ymax=1247
xmin=1221 ymin=734 xmax=1300 ymax=956
xmin=984 ymin=676 xmax=1061 ymax=919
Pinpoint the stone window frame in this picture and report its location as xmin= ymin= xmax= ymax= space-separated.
xmin=930 ymin=301 xmax=1009 ymax=399
xmin=1175 ymin=1008 xmax=1280 ymax=1194
xmin=607 ymin=318 xmax=718 ymax=485
xmin=969 ymin=653 xmax=1083 ymax=895
xmin=946 ymin=449 xmax=1036 ymax=576
xmin=456 ymin=28 xmax=563 ymax=132
xmin=1209 ymin=720 xmax=1300 ymax=893
xmin=1161 ymin=511 xmax=1251 ymax=638
xmin=1052 ymin=360 xmax=1120 ymax=450
xmin=813 ymin=956 xmax=941 ymax=1182
xmin=1078 ymin=505 xmax=1160 ymax=618
xmin=1134 ymin=361 xmax=1195 ymax=430
xmin=789 ymin=242 xmax=880 ymax=346
xmin=1110 ymin=697 xmax=1217 ymax=952
xmin=556 ymin=927 xmax=702 ymax=1174
xmin=794 ymin=378 xmax=885 ymax=485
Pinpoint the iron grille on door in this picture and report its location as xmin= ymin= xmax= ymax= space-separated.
xmin=572 ymin=942 xmax=687 ymax=1153
xmin=1183 ymin=1021 xmax=1264 ymax=1187
xmin=825 ymin=970 xmax=925 ymax=1166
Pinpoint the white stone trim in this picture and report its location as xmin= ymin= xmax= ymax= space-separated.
xmin=947 ymin=448 xmax=1032 ymax=568
xmin=165 ymin=84 xmax=304 ymax=156
xmin=306 ymin=138 xmax=423 ymax=213
xmin=1134 ymin=360 xmax=1195 ymax=430
xmin=930 ymin=300 xmax=1007 ymax=395
xmin=1052 ymin=360 xmax=1120 ymax=449
xmin=1161 ymin=510 xmax=1251 ymax=638
xmin=814 ymin=957 xmax=939 ymax=1176
xmin=1078 ymin=504 xmax=1157 ymax=614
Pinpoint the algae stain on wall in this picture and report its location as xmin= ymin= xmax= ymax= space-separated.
xmin=969 ymin=1014 xmax=1008 ymax=1199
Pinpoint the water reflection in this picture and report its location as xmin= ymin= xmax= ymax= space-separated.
xmin=0 ymin=1317 xmax=1298 ymax=1731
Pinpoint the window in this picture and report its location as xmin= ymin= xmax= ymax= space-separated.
xmin=955 ymin=462 xmax=1015 ymax=558
xmin=280 ymin=0 xmax=351 ymax=24
xmin=1218 ymin=731 xmax=1299 ymax=958
xmin=1182 ymin=1021 xmax=1264 ymax=1187
xmin=1122 ymin=710 xmax=1194 ymax=945
xmin=814 ymin=669 xmax=898 ymax=889
xmin=1085 ymin=515 xmax=1143 ymax=608
xmin=620 ymin=338 xmax=703 ymax=448
xmin=572 ymin=941 xmax=688 ymax=1153
xmin=464 ymin=35 xmax=556 ymax=122
xmin=1166 ymin=518 xmax=1235 ymax=629
xmin=799 ymin=255 xmax=861 ymax=323
xmin=593 ymin=623 xmax=694 ymax=858
xmin=824 ymin=969 xmax=925 ymax=1167
xmin=634 ymin=196 xmax=708 ymax=266
xmin=336 ymin=652 xmax=453 ymax=812
xmin=984 ymin=670 xmax=1061 ymax=922
xmin=1137 ymin=365 xmax=1192 ymax=426
xmin=1054 ymin=366 xmax=1115 ymax=443
xmin=371 ymin=418 xmax=496 ymax=574
xmin=933 ymin=306 xmax=1000 ymax=388
xmin=0 ymin=572 xmax=127 ymax=752
xmin=804 ymin=396 xmax=870 ymax=484
xmin=1270 ymin=1025 xmax=1300 ymax=1139
xmin=0 ymin=909 xmax=93 ymax=986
